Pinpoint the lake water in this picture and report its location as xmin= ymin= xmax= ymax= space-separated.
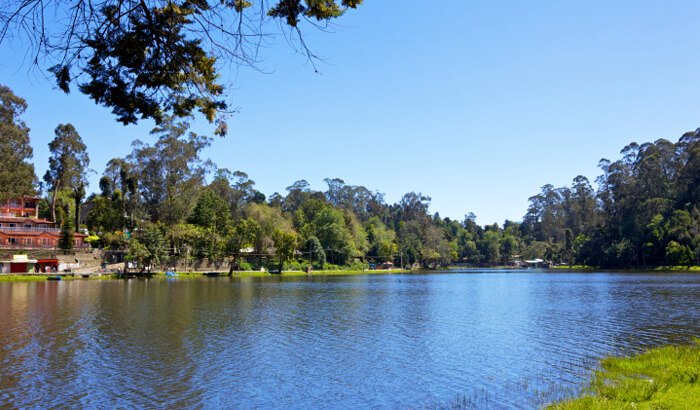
xmin=1 ymin=270 xmax=700 ymax=408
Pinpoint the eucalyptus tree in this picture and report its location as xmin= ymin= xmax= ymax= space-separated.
xmin=43 ymin=123 xmax=90 ymax=224
xmin=127 ymin=118 xmax=212 ymax=225
xmin=209 ymin=169 xmax=264 ymax=219
xmin=0 ymin=85 xmax=37 ymax=202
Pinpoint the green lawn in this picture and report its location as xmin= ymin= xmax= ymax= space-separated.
xmin=549 ymin=340 xmax=700 ymax=409
xmin=154 ymin=269 xmax=408 ymax=278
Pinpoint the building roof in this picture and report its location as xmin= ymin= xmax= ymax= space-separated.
xmin=0 ymin=216 xmax=55 ymax=224
xmin=0 ymin=255 xmax=38 ymax=263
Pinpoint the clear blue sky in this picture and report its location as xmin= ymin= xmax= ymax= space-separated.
xmin=2 ymin=1 xmax=700 ymax=225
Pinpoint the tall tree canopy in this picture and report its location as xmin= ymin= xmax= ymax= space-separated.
xmin=127 ymin=118 xmax=212 ymax=225
xmin=43 ymin=123 xmax=90 ymax=223
xmin=0 ymin=85 xmax=36 ymax=201
xmin=0 ymin=0 xmax=363 ymax=134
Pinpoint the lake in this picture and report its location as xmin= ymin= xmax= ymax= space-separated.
xmin=1 ymin=270 xmax=699 ymax=408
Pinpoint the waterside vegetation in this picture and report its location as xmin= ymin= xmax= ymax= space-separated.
xmin=549 ymin=340 xmax=700 ymax=409
xmin=2 ymin=85 xmax=700 ymax=274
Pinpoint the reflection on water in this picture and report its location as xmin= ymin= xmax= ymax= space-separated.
xmin=1 ymin=271 xmax=700 ymax=408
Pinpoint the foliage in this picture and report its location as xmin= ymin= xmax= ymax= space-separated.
xmin=0 ymin=1 xmax=363 ymax=133
xmin=272 ymin=229 xmax=297 ymax=273
xmin=188 ymin=189 xmax=232 ymax=233
xmin=102 ymin=231 xmax=129 ymax=250
xmin=521 ymin=130 xmax=700 ymax=268
xmin=58 ymin=215 xmax=75 ymax=251
xmin=304 ymin=236 xmax=326 ymax=267
xmin=549 ymin=340 xmax=700 ymax=409
xmin=27 ymin=102 xmax=693 ymax=271
xmin=127 ymin=118 xmax=212 ymax=225
xmin=127 ymin=222 xmax=168 ymax=273
xmin=43 ymin=123 xmax=90 ymax=223
xmin=0 ymin=85 xmax=37 ymax=202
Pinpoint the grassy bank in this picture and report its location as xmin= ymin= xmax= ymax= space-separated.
xmin=653 ymin=266 xmax=700 ymax=272
xmin=0 ymin=269 xmax=410 ymax=282
xmin=549 ymin=265 xmax=700 ymax=272
xmin=0 ymin=274 xmax=65 ymax=282
xmin=0 ymin=274 xmax=119 ymax=282
xmin=154 ymin=269 xmax=409 ymax=279
xmin=549 ymin=340 xmax=700 ymax=409
xmin=549 ymin=265 xmax=597 ymax=270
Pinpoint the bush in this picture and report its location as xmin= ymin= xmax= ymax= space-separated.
xmin=665 ymin=241 xmax=694 ymax=266
xmin=283 ymin=260 xmax=306 ymax=271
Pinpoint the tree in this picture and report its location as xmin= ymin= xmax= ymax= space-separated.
xmin=304 ymin=236 xmax=326 ymax=268
xmin=127 ymin=118 xmax=212 ymax=225
xmin=43 ymin=123 xmax=90 ymax=223
xmin=272 ymin=229 xmax=297 ymax=273
xmin=128 ymin=222 xmax=168 ymax=274
xmin=0 ymin=85 xmax=37 ymax=202
xmin=665 ymin=241 xmax=694 ymax=266
xmin=366 ymin=216 xmax=396 ymax=262
xmin=311 ymin=206 xmax=356 ymax=265
xmin=226 ymin=218 xmax=259 ymax=274
xmin=58 ymin=214 xmax=75 ymax=251
xmin=246 ymin=202 xmax=294 ymax=267
xmin=0 ymin=1 xmax=363 ymax=134
xmin=188 ymin=189 xmax=232 ymax=233
xmin=71 ymin=182 xmax=87 ymax=233
xmin=87 ymin=193 xmax=125 ymax=234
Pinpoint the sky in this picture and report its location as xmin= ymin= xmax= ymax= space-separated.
xmin=2 ymin=1 xmax=700 ymax=225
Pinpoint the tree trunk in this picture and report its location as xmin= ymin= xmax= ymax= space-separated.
xmin=228 ymin=256 xmax=236 ymax=276
xmin=73 ymin=190 xmax=82 ymax=233
xmin=50 ymin=181 xmax=60 ymax=222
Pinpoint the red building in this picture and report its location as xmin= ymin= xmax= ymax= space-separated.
xmin=0 ymin=197 xmax=87 ymax=249
xmin=2 ymin=196 xmax=40 ymax=218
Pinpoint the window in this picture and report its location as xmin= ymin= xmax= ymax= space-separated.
xmin=8 ymin=223 xmax=16 ymax=228
xmin=24 ymin=238 xmax=32 ymax=246
xmin=24 ymin=224 xmax=32 ymax=228
xmin=8 ymin=237 xmax=17 ymax=244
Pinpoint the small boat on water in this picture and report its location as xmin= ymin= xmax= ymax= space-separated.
xmin=46 ymin=276 xmax=62 ymax=281
xmin=165 ymin=271 xmax=178 ymax=277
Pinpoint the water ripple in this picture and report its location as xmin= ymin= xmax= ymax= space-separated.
xmin=2 ymin=272 xmax=700 ymax=408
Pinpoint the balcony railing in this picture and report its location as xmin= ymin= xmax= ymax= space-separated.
xmin=0 ymin=244 xmax=90 ymax=250
xmin=0 ymin=226 xmax=61 ymax=233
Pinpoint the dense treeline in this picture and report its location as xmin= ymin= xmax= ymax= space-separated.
xmin=522 ymin=131 xmax=700 ymax=267
xmin=2 ymin=85 xmax=700 ymax=270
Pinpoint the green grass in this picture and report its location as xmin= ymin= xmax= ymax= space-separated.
xmin=0 ymin=274 xmax=88 ymax=282
xmin=548 ymin=340 xmax=700 ymax=409
xmin=653 ymin=266 xmax=700 ymax=272
xmin=0 ymin=274 xmax=59 ymax=282
xmin=549 ymin=265 xmax=597 ymax=270
xmin=0 ymin=273 xmax=121 ymax=282
xmin=148 ymin=269 xmax=409 ymax=279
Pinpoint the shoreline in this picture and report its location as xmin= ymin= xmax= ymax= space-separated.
xmin=0 ymin=269 xmax=412 ymax=282
xmin=548 ymin=339 xmax=700 ymax=409
xmin=3 ymin=266 xmax=700 ymax=282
